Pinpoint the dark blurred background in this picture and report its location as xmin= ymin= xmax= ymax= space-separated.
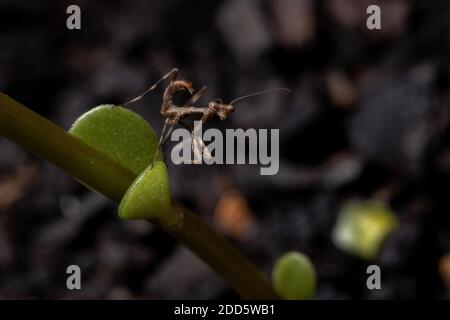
xmin=0 ymin=0 xmax=450 ymax=299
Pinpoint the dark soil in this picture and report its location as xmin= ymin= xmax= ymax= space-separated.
xmin=0 ymin=0 xmax=449 ymax=299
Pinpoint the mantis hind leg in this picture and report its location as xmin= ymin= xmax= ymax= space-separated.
xmin=124 ymin=68 xmax=179 ymax=106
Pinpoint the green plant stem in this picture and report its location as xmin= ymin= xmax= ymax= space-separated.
xmin=165 ymin=207 xmax=275 ymax=299
xmin=0 ymin=92 xmax=277 ymax=299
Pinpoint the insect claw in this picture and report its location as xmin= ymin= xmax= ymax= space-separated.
xmin=186 ymin=82 xmax=194 ymax=95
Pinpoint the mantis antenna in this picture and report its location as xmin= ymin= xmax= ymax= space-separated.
xmin=230 ymin=88 xmax=290 ymax=105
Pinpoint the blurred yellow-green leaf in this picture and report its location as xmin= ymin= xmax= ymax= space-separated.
xmin=332 ymin=199 xmax=398 ymax=260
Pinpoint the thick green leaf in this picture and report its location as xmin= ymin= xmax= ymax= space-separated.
xmin=118 ymin=161 xmax=181 ymax=227
xmin=272 ymin=251 xmax=316 ymax=300
xmin=69 ymin=104 xmax=162 ymax=175
xmin=69 ymin=105 xmax=176 ymax=226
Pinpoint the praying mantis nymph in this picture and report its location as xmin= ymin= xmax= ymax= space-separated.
xmin=124 ymin=68 xmax=290 ymax=165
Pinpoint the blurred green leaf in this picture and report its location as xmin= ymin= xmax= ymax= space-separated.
xmin=272 ymin=251 xmax=317 ymax=300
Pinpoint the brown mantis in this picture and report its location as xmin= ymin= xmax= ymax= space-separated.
xmin=124 ymin=68 xmax=289 ymax=165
